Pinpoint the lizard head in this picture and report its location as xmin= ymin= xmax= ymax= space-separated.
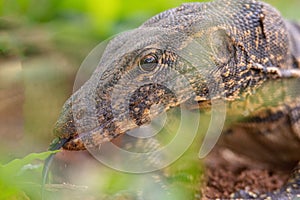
xmin=53 ymin=26 xmax=234 ymax=150
xmin=51 ymin=1 xmax=289 ymax=150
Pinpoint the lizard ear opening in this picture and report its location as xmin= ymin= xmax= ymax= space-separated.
xmin=209 ymin=29 xmax=235 ymax=66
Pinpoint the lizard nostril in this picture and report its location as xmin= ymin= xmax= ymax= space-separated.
xmin=75 ymin=109 xmax=85 ymax=120
xmin=53 ymin=97 xmax=77 ymax=139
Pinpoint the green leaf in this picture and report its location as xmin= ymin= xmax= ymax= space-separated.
xmin=0 ymin=151 xmax=59 ymax=176
xmin=0 ymin=151 xmax=59 ymax=199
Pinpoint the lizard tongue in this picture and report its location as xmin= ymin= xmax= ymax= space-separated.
xmin=41 ymin=137 xmax=69 ymax=199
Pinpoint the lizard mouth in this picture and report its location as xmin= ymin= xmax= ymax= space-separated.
xmin=55 ymin=81 xmax=188 ymax=151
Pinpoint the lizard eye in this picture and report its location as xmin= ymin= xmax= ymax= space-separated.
xmin=139 ymin=54 xmax=158 ymax=72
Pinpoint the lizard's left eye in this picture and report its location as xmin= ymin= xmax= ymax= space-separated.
xmin=139 ymin=54 xmax=158 ymax=72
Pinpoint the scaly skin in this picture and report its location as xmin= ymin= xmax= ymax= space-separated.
xmin=44 ymin=0 xmax=300 ymax=198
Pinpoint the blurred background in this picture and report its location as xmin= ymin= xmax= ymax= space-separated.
xmin=0 ymin=0 xmax=299 ymax=199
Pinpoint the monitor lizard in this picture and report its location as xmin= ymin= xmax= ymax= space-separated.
xmin=43 ymin=0 xmax=300 ymax=199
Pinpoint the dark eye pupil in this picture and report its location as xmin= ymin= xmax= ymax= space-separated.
xmin=143 ymin=56 xmax=156 ymax=64
xmin=139 ymin=54 xmax=158 ymax=72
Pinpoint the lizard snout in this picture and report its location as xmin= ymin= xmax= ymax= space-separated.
xmin=51 ymin=97 xmax=86 ymax=150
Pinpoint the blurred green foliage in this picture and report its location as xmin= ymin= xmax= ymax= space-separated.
xmin=0 ymin=0 xmax=300 ymax=199
xmin=0 ymin=151 xmax=55 ymax=200
xmin=1 ymin=0 xmax=202 ymax=39
xmin=0 ymin=0 xmax=299 ymax=62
